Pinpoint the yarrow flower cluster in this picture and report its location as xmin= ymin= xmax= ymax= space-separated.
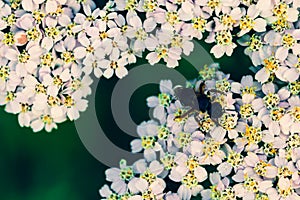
xmin=1 ymin=0 xmax=300 ymax=132
xmin=100 ymin=63 xmax=300 ymax=200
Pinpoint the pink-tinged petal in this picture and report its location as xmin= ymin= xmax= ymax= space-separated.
xmin=146 ymin=52 xmax=160 ymax=65
xmin=144 ymin=149 xmax=156 ymax=162
xmin=194 ymin=166 xmax=207 ymax=182
xmin=217 ymin=162 xmax=232 ymax=177
xmin=31 ymin=119 xmax=44 ymax=132
xmin=94 ymin=68 xmax=103 ymax=78
xmin=115 ymin=66 xmax=128 ymax=79
xmin=258 ymin=180 xmax=273 ymax=193
xmin=103 ymin=68 xmax=114 ymax=79
xmin=287 ymin=8 xmax=299 ymax=22
xmin=292 ymin=43 xmax=300 ymax=54
xmin=22 ymin=0 xmax=34 ymax=11
xmin=275 ymin=47 xmax=288 ymax=61
xmin=5 ymin=48 xmax=18 ymax=61
xmin=255 ymin=67 xmax=269 ymax=83
xmin=253 ymin=18 xmax=266 ymax=32
xmin=111 ymin=180 xmax=126 ymax=195
xmin=74 ymin=47 xmax=86 ymax=59
xmin=265 ymin=166 xmax=278 ymax=178
xmin=178 ymin=185 xmax=192 ymax=200
xmin=45 ymin=0 xmax=57 ymax=13
xmin=18 ymin=113 xmax=30 ymax=127
xmin=149 ymin=160 xmax=163 ymax=175
xmin=41 ymin=37 xmax=54 ymax=51
xmin=283 ymin=68 xmax=299 ymax=83
xmin=210 ymin=45 xmax=224 ymax=58
xmin=278 ymin=88 xmax=290 ymax=100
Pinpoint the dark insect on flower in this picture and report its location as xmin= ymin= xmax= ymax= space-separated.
xmin=173 ymin=82 xmax=230 ymax=124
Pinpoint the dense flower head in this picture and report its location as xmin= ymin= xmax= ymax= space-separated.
xmin=1 ymin=0 xmax=300 ymax=132
xmin=100 ymin=63 xmax=300 ymax=199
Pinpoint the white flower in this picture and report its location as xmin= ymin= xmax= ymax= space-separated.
xmin=237 ymin=5 xmax=267 ymax=37
xmin=284 ymin=54 xmax=300 ymax=82
xmin=21 ymin=0 xmax=45 ymax=12
xmin=30 ymin=107 xmax=65 ymax=132
xmin=254 ymin=54 xmax=286 ymax=83
xmin=169 ymin=152 xmax=206 ymax=199
xmin=231 ymin=75 xmax=261 ymax=96
xmin=62 ymin=92 xmax=88 ymax=121
xmin=82 ymin=53 xmax=104 ymax=78
xmin=145 ymin=35 xmax=182 ymax=68
xmin=264 ymin=30 xmax=300 ymax=61
xmin=73 ymin=33 xmax=102 ymax=61
xmin=105 ymin=159 xmax=136 ymax=195
xmin=74 ymin=4 xmax=100 ymax=28
xmin=131 ymin=120 xmax=161 ymax=162
xmin=267 ymin=177 xmax=300 ymax=200
xmin=5 ymin=42 xmax=43 ymax=77
xmin=209 ymin=30 xmax=237 ymax=58
xmin=126 ymin=12 xmax=156 ymax=52
xmin=98 ymin=53 xmax=128 ymax=79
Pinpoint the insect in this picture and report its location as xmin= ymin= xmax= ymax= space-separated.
xmin=173 ymin=82 xmax=228 ymax=124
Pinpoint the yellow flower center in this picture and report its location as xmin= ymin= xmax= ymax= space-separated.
xmin=248 ymin=35 xmax=262 ymax=51
xmin=161 ymin=154 xmax=176 ymax=170
xmin=240 ymin=104 xmax=254 ymax=119
xmin=40 ymin=53 xmax=54 ymax=67
xmin=182 ymin=172 xmax=198 ymax=188
xmin=61 ymin=51 xmax=75 ymax=63
xmin=18 ymin=51 xmax=30 ymax=63
xmin=288 ymin=81 xmax=300 ymax=95
xmin=0 ymin=66 xmax=10 ymax=81
xmin=263 ymin=93 xmax=280 ymax=109
xmin=48 ymin=96 xmax=60 ymax=107
xmin=270 ymin=107 xmax=285 ymax=121
xmin=45 ymin=27 xmax=60 ymax=39
xmin=227 ymin=151 xmax=243 ymax=167
xmin=207 ymin=0 xmax=220 ymax=10
xmin=273 ymin=3 xmax=288 ymax=17
xmin=2 ymin=32 xmax=15 ymax=46
xmin=35 ymin=84 xmax=47 ymax=94
xmin=27 ymin=27 xmax=41 ymax=41
xmin=41 ymin=115 xmax=53 ymax=125
xmin=125 ymin=0 xmax=138 ymax=10
xmin=216 ymin=30 xmax=233 ymax=46
xmin=2 ymin=14 xmax=16 ymax=26
xmin=192 ymin=17 xmax=207 ymax=32
xmin=254 ymin=160 xmax=270 ymax=176
xmin=220 ymin=14 xmax=236 ymax=29
xmin=240 ymin=15 xmax=255 ymax=31
xmin=244 ymin=176 xmax=259 ymax=193
xmin=166 ymin=12 xmax=180 ymax=25
xmin=140 ymin=170 xmax=157 ymax=184
xmin=5 ymin=91 xmax=15 ymax=102
xmin=141 ymin=136 xmax=156 ymax=149
xmin=177 ymin=132 xmax=192 ymax=147
xmin=33 ymin=10 xmax=46 ymax=24
xmin=243 ymin=125 xmax=262 ymax=144
xmin=282 ymin=34 xmax=295 ymax=48
xmin=288 ymin=134 xmax=300 ymax=148
xmin=64 ymin=95 xmax=75 ymax=107
xmin=143 ymin=0 xmax=157 ymax=12
xmin=20 ymin=103 xmax=29 ymax=113
xmin=186 ymin=156 xmax=200 ymax=171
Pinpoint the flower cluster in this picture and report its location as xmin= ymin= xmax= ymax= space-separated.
xmin=100 ymin=63 xmax=300 ymax=200
xmin=0 ymin=0 xmax=98 ymax=132
xmin=2 ymin=0 xmax=300 ymax=132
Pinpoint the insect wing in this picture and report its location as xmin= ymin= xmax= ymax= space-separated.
xmin=173 ymin=86 xmax=198 ymax=109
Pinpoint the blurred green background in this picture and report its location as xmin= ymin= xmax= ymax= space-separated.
xmin=0 ymin=1 xmax=252 ymax=199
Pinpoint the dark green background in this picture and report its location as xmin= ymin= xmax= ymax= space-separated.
xmin=0 ymin=1 xmax=252 ymax=199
